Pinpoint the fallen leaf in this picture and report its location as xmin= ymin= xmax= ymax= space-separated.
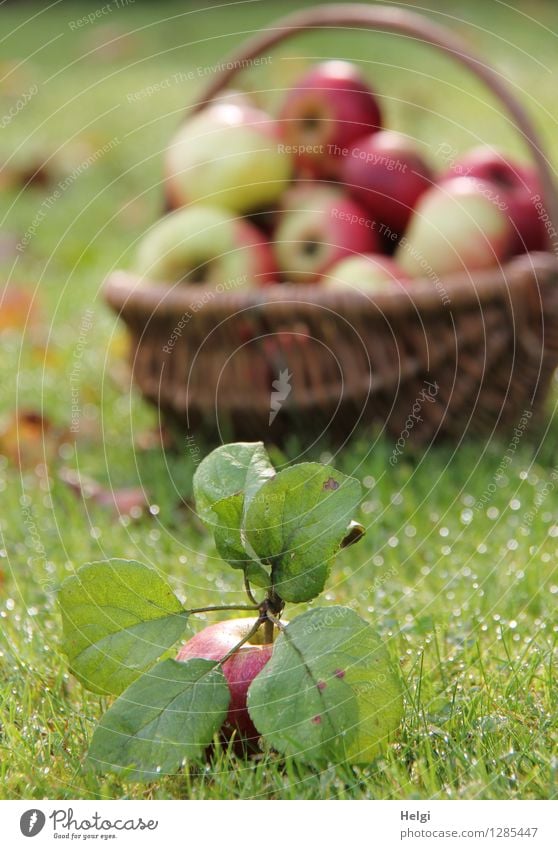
xmin=0 ymin=234 xmax=21 ymax=264
xmin=135 ymin=424 xmax=175 ymax=452
xmin=84 ymin=26 xmax=142 ymax=62
xmin=0 ymin=286 xmax=40 ymax=331
xmin=59 ymin=467 xmax=149 ymax=519
xmin=0 ymin=157 xmax=52 ymax=190
xmin=0 ymin=409 xmax=58 ymax=469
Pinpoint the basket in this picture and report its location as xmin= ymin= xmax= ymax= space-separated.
xmin=104 ymin=4 xmax=558 ymax=446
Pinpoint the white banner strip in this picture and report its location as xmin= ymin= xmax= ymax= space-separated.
xmin=1 ymin=800 xmax=556 ymax=848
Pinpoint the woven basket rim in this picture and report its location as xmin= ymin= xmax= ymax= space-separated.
xmin=104 ymin=252 xmax=558 ymax=320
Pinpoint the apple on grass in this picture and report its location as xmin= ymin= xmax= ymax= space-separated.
xmin=58 ymin=444 xmax=402 ymax=776
xmin=135 ymin=205 xmax=276 ymax=287
xmin=164 ymin=102 xmax=293 ymax=214
xmin=273 ymin=184 xmax=381 ymax=283
xmin=341 ymin=130 xmax=433 ymax=237
xmin=176 ymin=618 xmax=273 ymax=740
xmin=324 ymin=254 xmax=411 ymax=292
xmin=441 ymin=145 xmax=548 ymax=254
xmin=396 ymin=176 xmax=514 ymax=278
xmin=279 ymin=60 xmax=382 ymax=179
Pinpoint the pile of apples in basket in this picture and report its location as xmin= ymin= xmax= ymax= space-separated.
xmin=136 ymin=60 xmax=548 ymax=292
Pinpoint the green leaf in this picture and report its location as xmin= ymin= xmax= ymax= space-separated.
xmin=87 ymin=658 xmax=230 ymax=779
xmin=193 ymin=442 xmax=274 ymax=527
xmin=193 ymin=442 xmax=275 ymax=587
xmin=58 ymin=559 xmax=189 ymax=696
xmin=210 ymin=495 xmax=270 ymax=588
xmin=244 ymin=464 xmax=362 ymax=603
xmin=247 ymin=607 xmax=403 ymax=765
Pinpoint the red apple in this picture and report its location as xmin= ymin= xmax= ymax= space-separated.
xmin=341 ymin=130 xmax=433 ymax=237
xmin=164 ymin=102 xmax=293 ymax=214
xmin=441 ymin=146 xmax=548 ymax=254
xmin=396 ymin=176 xmax=514 ymax=277
xmin=324 ymin=253 xmax=411 ymax=292
xmin=136 ymin=205 xmax=277 ymax=287
xmin=176 ymin=618 xmax=273 ymax=740
xmin=278 ymin=60 xmax=382 ymax=179
xmin=273 ymin=184 xmax=381 ymax=283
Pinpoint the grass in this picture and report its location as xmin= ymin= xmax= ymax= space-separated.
xmin=0 ymin=0 xmax=557 ymax=799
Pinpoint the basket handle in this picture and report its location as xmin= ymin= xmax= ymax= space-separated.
xmin=193 ymin=3 xmax=558 ymax=231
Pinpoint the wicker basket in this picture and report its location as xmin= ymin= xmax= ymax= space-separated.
xmin=104 ymin=4 xmax=558 ymax=445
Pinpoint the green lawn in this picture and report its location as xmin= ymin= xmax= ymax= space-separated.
xmin=0 ymin=0 xmax=557 ymax=799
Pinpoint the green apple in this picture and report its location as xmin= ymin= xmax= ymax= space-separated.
xmin=165 ymin=102 xmax=293 ymax=214
xmin=136 ymin=205 xmax=277 ymax=287
xmin=396 ymin=176 xmax=514 ymax=277
xmin=324 ymin=254 xmax=410 ymax=291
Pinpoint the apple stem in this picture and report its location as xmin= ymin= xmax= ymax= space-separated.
xmin=263 ymin=616 xmax=274 ymax=644
xmin=217 ymin=617 xmax=265 ymax=667
xmin=187 ymin=603 xmax=260 ymax=614
xmin=265 ymin=610 xmax=286 ymax=633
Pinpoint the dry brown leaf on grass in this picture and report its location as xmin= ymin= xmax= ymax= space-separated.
xmin=83 ymin=26 xmax=143 ymax=62
xmin=0 ymin=234 xmax=22 ymax=264
xmin=59 ymin=467 xmax=149 ymax=519
xmin=0 ymin=157 xmax=53 ymax=191
xmin=0 ymin=286 xmax=40 ymax=331
xmin=134 ymin=423 xmax=176 ymax=452
xmin=0 ymin=410 xmax=72 ymax=470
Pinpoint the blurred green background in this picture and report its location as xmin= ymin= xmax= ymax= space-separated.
xmin=0 ymin=0 xmax=557 ymax=800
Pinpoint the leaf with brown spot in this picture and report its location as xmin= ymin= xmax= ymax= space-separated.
xmin=248 ymin=607 xmax=403 ymax=766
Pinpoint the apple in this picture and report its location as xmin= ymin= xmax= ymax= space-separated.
xmin=324 ymin=253 xmax=411 ymax=291
xmin=176 ymin=618 xmax=273 ymax=740
xmin=136 ymin=205 xmax=276 ymax=287
xmin=278 ymin=60 xmax=382 ymax=179
xmin=164 ymin=102 xmax=293 ymax=214
xmin=273 ymin=184 xmax=381 ymax=283
xmin=441 ymin=146 xmax=548 ymax=254
xmin=395 ymin=176 xmax=514 ymax=277
xmin=341 ymin=130 xmax=433 ymax=237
